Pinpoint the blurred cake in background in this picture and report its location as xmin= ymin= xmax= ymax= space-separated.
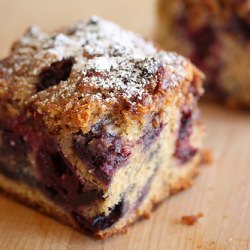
xmin=157 ymin=0 xmax=250 ymax=109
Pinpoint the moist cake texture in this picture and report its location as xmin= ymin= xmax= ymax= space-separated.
xmin=157 ymin=0 xmax=250 ymax=109
xmin=0 ymin=16 xmax=204 ymax=239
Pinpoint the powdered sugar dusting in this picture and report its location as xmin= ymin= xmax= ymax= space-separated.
xmin=8 ymin=16 xmax=188 ymax=107
xmin=76 ymin=56 xmax=161 ymax=102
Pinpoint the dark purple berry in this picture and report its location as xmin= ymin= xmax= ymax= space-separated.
xmin=37 ymin=58 xmax=74 ymax=91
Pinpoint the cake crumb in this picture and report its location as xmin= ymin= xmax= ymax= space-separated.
xmin=181 ymin=213 xmax=204 ymax=225
xmin=201 ymin=149 xmax=214 ymax=165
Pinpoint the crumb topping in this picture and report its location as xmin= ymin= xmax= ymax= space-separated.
xmin=0 ymin=16 xmax=202 ymax=133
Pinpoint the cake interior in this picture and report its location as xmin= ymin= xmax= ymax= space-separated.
xmin=0 ymin=95 xmax=203 ymax=237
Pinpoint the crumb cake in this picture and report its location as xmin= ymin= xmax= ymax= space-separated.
xmin=157 ymin=0 xmax=250 ymax=109
xmin=0 ymin=16 xmax=204 ymax=239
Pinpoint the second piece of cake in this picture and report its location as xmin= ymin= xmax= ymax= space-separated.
xmin=0 ymin=16 xmax=204 ymax=239
xmin=157 ymin=0 xmax=250 ymax=109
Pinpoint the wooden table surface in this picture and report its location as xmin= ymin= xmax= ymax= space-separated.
xmin=0 ymin=1 xmax=249 ymax=249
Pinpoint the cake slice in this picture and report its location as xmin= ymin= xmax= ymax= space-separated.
xmin=0 ymin=16 xmax=204 ymax=239
xmin=157 ymin=0 xmax=250 ymax=109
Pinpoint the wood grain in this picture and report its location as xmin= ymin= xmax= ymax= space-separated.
xmin=0 ymin=0 xmax=250 ymax=249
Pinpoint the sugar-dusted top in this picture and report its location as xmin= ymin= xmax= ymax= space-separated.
xmin=0 ymin=16 xmax=202 ymax=133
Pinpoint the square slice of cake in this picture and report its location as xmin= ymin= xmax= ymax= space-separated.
xmin=0 ymin=16 xmax=204 ymax=239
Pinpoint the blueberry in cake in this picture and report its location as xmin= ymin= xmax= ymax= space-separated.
xmin=157 ymin=0 xmax=250 ymax=109
xmin=0 ymin=16 xmax=205 ymax=239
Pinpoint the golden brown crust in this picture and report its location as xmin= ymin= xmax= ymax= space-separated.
xmin=0 ymin=16 xmax=204 ymax=135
